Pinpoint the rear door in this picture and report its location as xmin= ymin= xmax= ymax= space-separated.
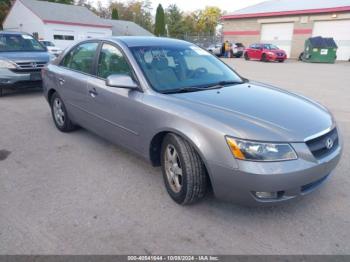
xmin=54 ymin=41 xmax=100 ymax=125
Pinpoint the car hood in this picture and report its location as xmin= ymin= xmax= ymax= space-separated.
xmin=268 ymin=49 xmax=285 ymax=54
xmin=0 ymin=51 xmax=50 ymax=63
xmin=171 ymin=82 xmax=333 ymax=142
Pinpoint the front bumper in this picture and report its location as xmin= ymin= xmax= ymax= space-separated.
xmin=0 ymin=68 xmax=42 ymax=88
xmin=208 ymin=140 xmax=342 ymax=206
xmin=267 ymin=54 xmax=286 ymax=61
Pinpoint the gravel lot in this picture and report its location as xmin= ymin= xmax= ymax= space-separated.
xmin=0 ymin=59 xmax=349 ymax=255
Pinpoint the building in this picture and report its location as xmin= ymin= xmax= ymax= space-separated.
xmin=102 ymin=19 xmax=153 ymax=37
xmin=3 ymin=0 xmax=153 ymax=49
xmin=222 ymin=0 xmax=350 ymax=60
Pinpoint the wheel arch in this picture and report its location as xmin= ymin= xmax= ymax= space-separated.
xmin=149 ymin=128 xmax=214 ymax=188
xmin=47 ymin=88 xmax=57 ymax=104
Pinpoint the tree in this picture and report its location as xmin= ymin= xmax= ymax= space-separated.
xmin=0 ymin=0 xmax=13 ymax=29
xmin=111 ymin=8 xmax=119 ymax=20
xmin=154 ymin=4 xmax=165 ymax=36
xmin=197 ymin=6 xmax=222 ymax=35
xmin=108 ymin=1 xmax=153 ymax=32
xmin=165 ymin=4 xmax=184 ymax=38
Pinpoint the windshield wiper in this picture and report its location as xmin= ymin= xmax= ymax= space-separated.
xmin=161 ymin=80 xmax=246 ymax=94
xmin=161 ymin=85 xmax=223 ymax=94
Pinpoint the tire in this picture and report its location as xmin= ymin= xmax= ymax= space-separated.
xmin=244 ymin=52 xmax=250 ymax=60
xmin=261 ymin=53 xmax=267 ymax=62
xmin=161 ymin=133 xmax=208 ymax=205
xmin=50 ymin=92 xmax=77 ymax=132
xmin=278 ymin=60 xmax=284 ymax=63
xmin=0 ymin=88 xmax=3 ymax=97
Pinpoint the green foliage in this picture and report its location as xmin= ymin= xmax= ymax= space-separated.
xmin=154 ymin=4 xmax=165 ymax=36
xmin=111 ymin=8 xmax=119 ymax=20
xmin=0 ymin=0 xmax=12 ymax=29
xmin=108 ymin=1 xmax=153 ymax=32
xmin=164 ymin=5 xmax=222 ymax=38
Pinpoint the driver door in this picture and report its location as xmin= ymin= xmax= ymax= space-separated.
xmin=85 ymin=42 xmax=145 ymax=152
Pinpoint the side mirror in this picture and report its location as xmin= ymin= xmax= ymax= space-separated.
xmin=106 ymin=74 xmax=139 ymax=90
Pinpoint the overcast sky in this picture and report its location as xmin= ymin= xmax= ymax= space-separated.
xmin=98 ymin=0 xmax=266 ymax=13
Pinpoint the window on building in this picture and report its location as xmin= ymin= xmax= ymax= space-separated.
xmin=61 ymin=42 xmax=99 ymax=74
xmin=53 ymin=35 xmax=74 ymax=41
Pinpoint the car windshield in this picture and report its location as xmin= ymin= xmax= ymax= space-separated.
xmin=131 ymin=45 xmax=243 ymax=93
xmin=41 ymin=41 xmax=55 ymax=47
xmin=263 ymin=44 xmax=279 ymax=50
xmin=0 ymin=34 xmax=46 ymax=52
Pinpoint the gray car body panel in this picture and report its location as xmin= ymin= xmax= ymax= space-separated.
xmin=42 ymin=37 xmax=342 ymax=206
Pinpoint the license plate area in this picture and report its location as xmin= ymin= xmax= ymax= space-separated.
xmin=30 ymin=72 xmax=41 ymax=81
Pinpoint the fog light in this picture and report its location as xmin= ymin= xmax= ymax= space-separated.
xmin=254 ymin=191 xmax=278 ymax=199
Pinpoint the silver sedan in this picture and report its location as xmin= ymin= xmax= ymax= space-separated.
xmin=42 ymin=37 xmax=342 ymax=206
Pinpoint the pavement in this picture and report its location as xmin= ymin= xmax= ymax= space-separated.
xmin=0 ymin=59 xmax=349 ymax=255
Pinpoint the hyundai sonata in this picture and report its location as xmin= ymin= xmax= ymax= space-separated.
xmin=42 ymin=37 xmax=342 ymax=206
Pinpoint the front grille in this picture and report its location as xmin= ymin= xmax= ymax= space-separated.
xmin=15 ymin=61 xmax=47 ymax=70
xmin=305 ymin=128 xmax=338 ymax=159
xmin=276 ymin=53 xmax=284 ymax=56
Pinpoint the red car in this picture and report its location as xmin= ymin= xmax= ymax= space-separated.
xmin=244 ymin=43 xmax=287 ymax=62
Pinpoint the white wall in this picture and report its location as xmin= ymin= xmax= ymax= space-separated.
xmin=44 ymin=23 xmax=112 ymax=49
xmin=3 ymin=0 xmax=45 ymax=38
xmin=3 ymin=0 xmax=112 ymax=50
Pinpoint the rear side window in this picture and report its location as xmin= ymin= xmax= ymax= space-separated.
xmin=97 ymin=43 xmax=132 ymax=79
xmin=61 ymin=42 xmax=98 ymax=74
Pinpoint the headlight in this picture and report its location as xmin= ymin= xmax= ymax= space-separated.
xmin=49 ymin=54 xmax=56 ymax=61
xmin=267 ymin=52 xmax=275 ymax=56
xmin=226 ymin=137 xmax=297 ymax=161
xmin=0 ymin=59 xmax=16 ymax=69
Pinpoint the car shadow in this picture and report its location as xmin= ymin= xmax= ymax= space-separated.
xmin=0 ymin=87 xmax=43 ymax=98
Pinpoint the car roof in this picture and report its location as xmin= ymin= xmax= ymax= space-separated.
xmin=105 ymin=36 xmax=193 ymax=48
xmin=0 ymin=31 xmax=30 ymax=35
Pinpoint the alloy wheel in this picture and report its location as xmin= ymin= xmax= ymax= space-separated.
xmin=164 ymin=144 xmax=183 ymax=193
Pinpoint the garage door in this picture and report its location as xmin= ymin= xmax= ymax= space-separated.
xmin=313 ymin=20 xmax=350 ymax=61
xmin=261 ymin=23 xmax=294 ymax=58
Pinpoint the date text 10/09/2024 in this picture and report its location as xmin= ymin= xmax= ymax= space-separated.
xmin=127 ymin=256 xmax=219 ymax=261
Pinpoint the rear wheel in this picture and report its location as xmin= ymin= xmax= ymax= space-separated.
xmin=50 ymin=92 xmax=77 ymax=132
xmin=244 ymin=52 xmax=250 ymax=60
xmin=161 ymin=133 xmax=208 ymax=205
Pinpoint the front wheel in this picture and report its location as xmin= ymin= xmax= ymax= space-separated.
xmin=50 ymin=92 xmax=77 ymax=132
xmin=244 ymin=52 xmax=250 ymax=60
xmin=261 ymin=53 xmax=268 ymax=62
xmin=161 ymin=134 xmax=208 ymax=205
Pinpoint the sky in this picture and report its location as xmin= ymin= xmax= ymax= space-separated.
xmin=98 ymin=0 xmax=266 ymax=14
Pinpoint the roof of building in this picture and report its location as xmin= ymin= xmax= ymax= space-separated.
xmin=102 ymin=19 xmax=153 ymax=36
xmin=222 ymin=0 xmax=350 ymax=19
xmin=19 ymin=0 xmax=112 ymax=28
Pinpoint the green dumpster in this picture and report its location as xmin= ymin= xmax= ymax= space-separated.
xmin=300 ymin=36 xmax=338 ymax=63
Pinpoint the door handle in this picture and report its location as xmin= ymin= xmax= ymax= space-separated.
xmin=58 ymin=78 xmax=65 ymax=85
xmin=89 ymin=88 xmax=98 ymax=98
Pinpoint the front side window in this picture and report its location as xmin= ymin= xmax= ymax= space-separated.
xmin=97 ymin=43 xmax=132 ymax=79
xmin=0 ymin=34 xmax=46 ymax=52
xmin=263 ymin=44 xmax=279 ymax=50
xmin=131 ymin=45 xmax=243 ymax=93
xmin=61 ymin=42 xmax=98 ymax=74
